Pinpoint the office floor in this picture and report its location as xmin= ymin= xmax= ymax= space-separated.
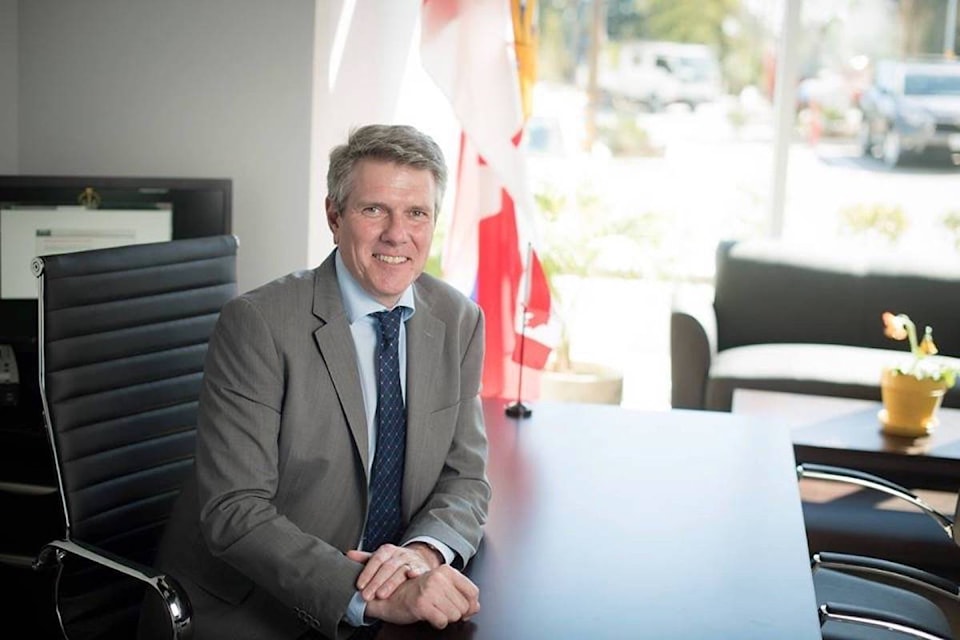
xmin=802 ymin=478 xmax=958 ymax=516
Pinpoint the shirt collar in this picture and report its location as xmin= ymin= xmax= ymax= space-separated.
xmin=334 ymin=250 xmax=416 ymax=324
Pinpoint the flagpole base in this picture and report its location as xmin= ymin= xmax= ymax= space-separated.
xmin=505 ymin=401 xmax=532 ymax=419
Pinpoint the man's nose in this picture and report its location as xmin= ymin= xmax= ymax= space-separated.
xmin=380 ymin=213 xmax=408 ymax=243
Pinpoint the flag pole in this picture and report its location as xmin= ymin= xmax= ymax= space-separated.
xmin=505 ymin=317 xmax=532 ymax=418
xmin=506 ymin=243 xmax=533 ymax=418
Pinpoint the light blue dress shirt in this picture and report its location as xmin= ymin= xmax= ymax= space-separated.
xmin=334 ymin=252 xmax=454 ymax=627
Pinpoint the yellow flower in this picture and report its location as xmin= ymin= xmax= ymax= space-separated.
xmin=882 ymin=311 xmax=958 ymax=387
xmin=919 ymin=328 xmax=938 ymax=356
xmin=882 ymin=311 xmax=908 ymax=341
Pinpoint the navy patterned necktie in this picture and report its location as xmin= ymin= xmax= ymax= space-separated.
xmin=363 ymin=307 xmax=407 ymax=551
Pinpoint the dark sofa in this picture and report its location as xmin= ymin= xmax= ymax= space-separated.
xmin=671 ymin=239 xmax=960 ymax=411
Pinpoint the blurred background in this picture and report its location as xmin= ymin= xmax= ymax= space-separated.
xmin=402 ymin=0 xmax=960 ymax=409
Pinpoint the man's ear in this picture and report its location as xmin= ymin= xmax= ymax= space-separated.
xmin=325 ymin=197 xmax=340 ymax=242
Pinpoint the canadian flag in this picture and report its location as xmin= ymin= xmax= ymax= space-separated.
xmin=421 ymin=0 xmax=555 ymax=399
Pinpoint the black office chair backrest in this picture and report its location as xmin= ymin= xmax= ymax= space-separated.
xmin=35 ymin=235 xmax=238 ymax=637
xmin=955 ymin=499 xmax=959 ymax=546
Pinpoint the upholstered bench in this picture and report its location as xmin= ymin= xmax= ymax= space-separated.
xmin=671 ymin=239 xmax=960 ymax=411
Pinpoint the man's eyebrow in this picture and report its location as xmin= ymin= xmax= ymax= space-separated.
xmin=355 ymin=200 xmax=390 ymax=210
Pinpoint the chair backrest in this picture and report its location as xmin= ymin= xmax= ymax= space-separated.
xmin=35 ymin=235 xmax=238 ymax=637
xmin=955 ymin=499 xmax=959 ymax=547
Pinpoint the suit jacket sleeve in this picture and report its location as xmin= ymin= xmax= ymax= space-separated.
xmin=401 ymin=298 xmax=491 ymax=568
xmin=194 ymin=295 xmax=362 ymax=640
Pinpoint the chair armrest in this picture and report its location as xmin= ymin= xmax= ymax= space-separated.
xmin=35 ymin=538 xmax=192 ymax=639
xmin=814 ymin=551 xmax=960 ymax=600
xmin=797 ymin=463 xmax=955 ymax=541
xmin=818 ymin=602 xmax=952 ymax=640
xmin=670 ymin=286 xmax=717 ymax=409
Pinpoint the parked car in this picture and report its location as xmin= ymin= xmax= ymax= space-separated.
xmin=858 ymin=58 xmax=960 ymax=167
xmin=596 ymin=41 xmax=722 ymax=112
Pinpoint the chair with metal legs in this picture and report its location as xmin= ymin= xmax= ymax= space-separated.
xmin=800 ymin=463 xmax=959 ymax=639
xmin=31 ymin=235 xmax=238 ymax=639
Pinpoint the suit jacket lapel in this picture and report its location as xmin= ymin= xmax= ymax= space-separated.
xmin=311 ymin=255 xmax=370 ymax=473
xmin=403 ymin=284 xmax=445 ymax=513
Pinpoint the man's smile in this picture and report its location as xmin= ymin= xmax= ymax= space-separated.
xmin=375 ymin=254 xmax=409 ymax=265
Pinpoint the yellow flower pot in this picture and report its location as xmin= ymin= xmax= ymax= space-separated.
xmin=879 ymin=368 xmax=949 ymax=437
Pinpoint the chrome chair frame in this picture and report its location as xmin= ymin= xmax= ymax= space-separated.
xmin=30 ymin=235 xmax=239 ymax=639
xmin=800 ymin=462 xmax=958 ymax=639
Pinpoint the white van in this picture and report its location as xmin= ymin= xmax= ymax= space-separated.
xmin=598 ymin=40 xmax=722 ymax=111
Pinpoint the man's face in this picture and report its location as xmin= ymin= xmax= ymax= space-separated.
xmin=327 ymin=158 xmax=437 ymax=308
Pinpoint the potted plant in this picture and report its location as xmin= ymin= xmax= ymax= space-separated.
xmin=880 ymin=311 xmax=960 ymax=437
xmin=533 ymin=183 xmax=629 ymax=405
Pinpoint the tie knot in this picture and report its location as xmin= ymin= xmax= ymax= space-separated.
xmin=373 ymin=307 xmax=404 ymax=343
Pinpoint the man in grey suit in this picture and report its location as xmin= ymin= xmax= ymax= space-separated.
xmin=151 ymin=125 xmax=490 ymax=639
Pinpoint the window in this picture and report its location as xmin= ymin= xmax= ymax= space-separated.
xmin=524 ymin=0 xmax=959 ymax=408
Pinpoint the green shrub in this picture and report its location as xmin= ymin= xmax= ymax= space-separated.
xmin=597 ymin=115 xmax=661 ymax=157
xmin=943 ymin=210 xmax=960 ymax=251
xmin=837 ymin=203 xmax=907 ymax=244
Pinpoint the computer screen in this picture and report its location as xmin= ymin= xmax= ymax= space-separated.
xmin=1 ymin=205 xmax=173 ymax=299
xmin=0 ymin=175 xmax=232 ymax=343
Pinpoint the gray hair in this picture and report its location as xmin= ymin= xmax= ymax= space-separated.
xmin=327 ymin=124 xmax=448 ymax=216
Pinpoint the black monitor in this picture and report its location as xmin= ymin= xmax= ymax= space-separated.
xmin=0 ymin=175 xmax=232 ymax=431
xmin=0 ymin=175 xmax=232 ymax=346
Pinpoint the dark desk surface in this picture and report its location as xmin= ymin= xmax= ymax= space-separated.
xmin=379 ymin=399 xmax=820 ymax=639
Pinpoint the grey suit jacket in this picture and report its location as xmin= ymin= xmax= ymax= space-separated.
xmin=155 ymin=252 xmax=490 ymax=640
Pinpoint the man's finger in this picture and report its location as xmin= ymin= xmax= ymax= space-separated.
xmin=362 ymin=558 xmax=410 ymax=599
xmin=356 ymin=544 xmax=398 ymax=589
xmin=346 ymin=550 xmax=371 ymax=563
xmin=440 ymin=566 xmax=480 ymax=602
xmin=374 ymin=562 xmax=420 ymax=599
xmin=359 ymin=545 xmax=432 ymax=594
xmin=425 ymin=589 xmax=469 ymax=628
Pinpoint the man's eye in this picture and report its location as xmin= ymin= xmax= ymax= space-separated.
xmin=411 ymin=210 xmax=431 ymax=219
xmin=361 ymin=206 xmax=383 ymax=216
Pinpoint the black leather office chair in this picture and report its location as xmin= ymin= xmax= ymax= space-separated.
xmin=800 ymin=463 xmax=959 ymax=639
xmin=31 ymin=235 xmax=239 ymax=640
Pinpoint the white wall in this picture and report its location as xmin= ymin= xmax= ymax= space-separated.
xmin=0 ymin=0 xmax=17 ymax=174
xmin=307 ymin=1 xmax=420 ymax=267
xmin=16 ymin=0 xmax=315 ymax=292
